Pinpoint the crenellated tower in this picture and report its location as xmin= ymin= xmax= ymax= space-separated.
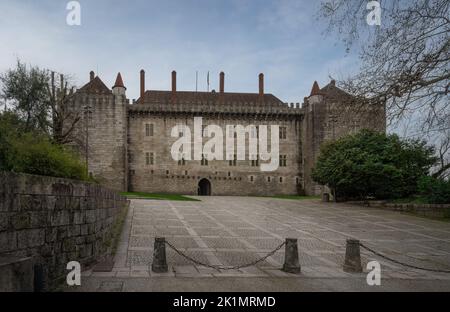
xmin=70 ymin=71 xmax=128 ymax=191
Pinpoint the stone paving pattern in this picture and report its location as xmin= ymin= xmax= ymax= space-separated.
xmin=78 ymin=197 xmax=450 ymax=291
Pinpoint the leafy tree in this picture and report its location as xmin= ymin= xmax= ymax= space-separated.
xmin=0 ymin=60 xmax=48 ymax=132
xmin=0 ymin=60 xmax=80 ymax=144
xmin=312 ymin=130 xmax=436 ymax=200
xmin=318 ymin=0 xmax=450 ymax=178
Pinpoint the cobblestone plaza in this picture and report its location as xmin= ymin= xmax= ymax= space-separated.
xmin=77 ymin=197 xmax=450 ymax=291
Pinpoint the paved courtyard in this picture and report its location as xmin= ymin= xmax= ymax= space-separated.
xmin=76 ymin=197 xmax=450 ymax=291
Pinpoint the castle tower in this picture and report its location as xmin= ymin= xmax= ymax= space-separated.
xmin=302 ymin=81 xmax=327 ymax=195
xmin=70 ymin=71 xmax=128 ymax=191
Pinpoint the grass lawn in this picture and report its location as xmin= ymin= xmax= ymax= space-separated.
xmin=120 ymin=192 xmax=199 ymax=201
xmin=260 ymin=195 xmax=321 ymax=200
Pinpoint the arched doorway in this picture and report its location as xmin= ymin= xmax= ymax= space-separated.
xmin=198 ymin=178 xmax=211 ymax=196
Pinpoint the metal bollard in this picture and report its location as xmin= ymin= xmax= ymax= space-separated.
xmin=282 ymin=238 xmax=301 ymax=274
xmin=151 ymin=237 xmax=168 ymax=273
xmin=343 ymin=239 xmax=363 ymax=273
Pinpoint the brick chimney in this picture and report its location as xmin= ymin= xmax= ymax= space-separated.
xmin=259 ymin=73 xmax=264 ymax=99
xmin=219 ymin=72 xmax=225 ymax=94
xmin=171 ymin=71 xmax=177 ymax=103
xmin=90 ymin=71 xmax=95 ymax=82
xmin=140 ymin=69 xmax=145 ymax=101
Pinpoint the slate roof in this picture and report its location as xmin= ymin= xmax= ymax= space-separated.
xmin=113 ymin=72 xmax=125 ymax=89
xmin=78 ymin=76 xmax=112 ymax=95
xmin=136 ymin=90 xmax=285 ymax=107
xmin=320 ymin=82 xmax=353 ymax=100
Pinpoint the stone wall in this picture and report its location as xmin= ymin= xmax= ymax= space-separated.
xmin=348 ymin=200 xmax=450 ymax=218
xmin=0 ymin=171 xmax=128 ymax=291
xmin=127 ymin=113 xmax=303 ymax=196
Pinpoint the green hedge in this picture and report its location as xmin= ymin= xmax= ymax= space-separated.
xmin=418 ymin=176 xmax=450 ymax=204
xmin=0 ymin=112 xmax=89 ymax=181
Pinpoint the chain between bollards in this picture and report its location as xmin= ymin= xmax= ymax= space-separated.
xmin=151 ymin=237 xmax=301 ymax=273
xmin=343 ymin=239 xmax=450 ymax=274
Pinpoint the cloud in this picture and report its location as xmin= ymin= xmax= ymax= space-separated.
xmin=0 ymin=0 xmax=358 ymax=103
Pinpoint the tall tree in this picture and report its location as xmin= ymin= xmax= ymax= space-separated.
xmin=0 ymin=60 xmax=80 ymax=144
xmin=318 ymin=0 xmax=449 ymax=176
xmin=0 ymin=60 xmax=49 ymax=132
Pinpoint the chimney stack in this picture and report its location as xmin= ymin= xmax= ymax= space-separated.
xmin=140 ymin=69 xmax=145 ymax=101
xmin=171 ymin=71 xmax=177 ymax=93
xmin=171 ymin=71 xmax=177 ymax=103
xmin=219 ymin=72 xmax=225 ymax=94
xmin=259 ymin=73 xmax=264 ymax=99
xmin=90 ymin=71 xmax=95 ymax=82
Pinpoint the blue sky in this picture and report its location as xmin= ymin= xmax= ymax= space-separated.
xmin=0 ymin=0 xmax=359 ymax=103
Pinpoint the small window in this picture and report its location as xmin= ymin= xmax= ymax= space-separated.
xmin=228 ymin=172 xmax=231 ymax=177
xmin=279 ymin=126 xmax=287 ymax=140
xmin=251 ymin=126 xmax=259 ymax=138
xmin=178 ymin=154 xmax=186 ymax=166
xmin=185 ymin=170 xmax=188 ymax=176
xmin=146 ymin=152 xmax=154 ymax=165
xmin=279 ymin=177 xmax=283 ymax=183
xmin=279 ymin=155 xmax=287 ymax=167
xmin=201 ymin=154 xmax=208 ymax=166
xmin=249 ymin=176 xmax=254 ymax=182
xmin=251 ymin=155 xmax=260 ymax=167
xmin=229 ymin=154 xmax=237 ymax=166
xmin=166 ymin=170 xmax=169 ymax=175
xmin=145 ymin=124 xmax=154 ymax=137
xmin=296 ymin=177 xmax=300 ymax=185
xmin=267 ymin=176 xmax=271 ymax=182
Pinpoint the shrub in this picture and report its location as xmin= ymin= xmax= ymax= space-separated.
xmin=312 ymin=130 xmax=436 ymax=200
xmin=0 ymin=112 xmax=89 ymax=181
xmin=418 ymin=176 xmax=450 ymax=204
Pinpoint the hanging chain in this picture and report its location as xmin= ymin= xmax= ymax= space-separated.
xmin=360 ymin=242 xmax=450 ymax=274
xmin=164 ymin=240 xmax=286 ymax=271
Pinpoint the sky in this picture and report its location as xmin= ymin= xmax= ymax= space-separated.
xmin=0 ymin=0 xmax=360 ymax=103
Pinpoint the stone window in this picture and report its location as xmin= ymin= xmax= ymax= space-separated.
xmin=279 ymin=126 xmax=287 ymax=139
xmin=178 ymin=154 xmax=186 ymax=166
xmin=185 ymin=170 xmax=188 ymax=175
xmin=279 ymin=177 xmax=283 ymax=183
xmin=249 ymin=175 xmax=254 ymax=182
xmin=166 ymin=170 xmax=169 ymax=175
xmin=250 ymin=155 xmax=260 ymax=167
xmin=296 ymin=177 xmax=300 ymax=185
xmin=201 ymin=154 xmax=208 ymax=166
xmin=251 ymin=126 xmax=259 ymax=138
xmin=267 ymin=176 xmax=271 ymax=182
xmin=228 ymin=172 xmax=231 ymax=177
xmin=279 ymin=155 xmax=287 ymax=167
xmin=145 ymin=123 xmax=154 ymax=136
xmin=146 ymin=152 xmax=154 ymax=165
xmin=229 ymin=154 xmax=237 ymax=166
